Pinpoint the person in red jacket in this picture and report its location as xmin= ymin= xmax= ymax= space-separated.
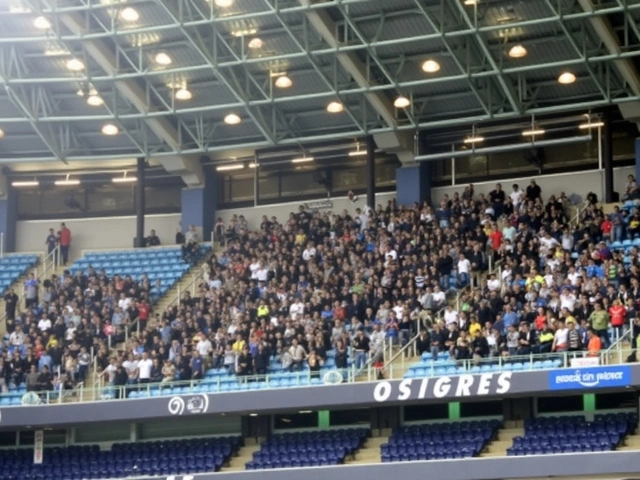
xmin=58 ymin=223 xmax=71 ymax=266
xmin=609 ymin=299 xmax=627 ymax=341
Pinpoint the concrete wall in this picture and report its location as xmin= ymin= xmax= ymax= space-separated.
xmin=431 ymin=166 xmax=634 ymax=204
xmin=126 ymin=451 xmax=640 ymax=480
xmin=15 ymin=213 xmax=181 ymax=256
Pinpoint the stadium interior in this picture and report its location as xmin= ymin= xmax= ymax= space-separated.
xmin=1 ymin=0 xmax=640 ymax=480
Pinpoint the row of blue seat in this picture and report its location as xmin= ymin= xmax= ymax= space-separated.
xmin=404 ymin=359 xmax=564 ymax=378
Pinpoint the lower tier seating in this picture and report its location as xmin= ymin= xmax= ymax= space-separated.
xmin=0 ymin=435 xmax=241 ymax=480
xmin=381 ymin=420 xmax=501 ymax=462
xmin=507 ymin=413 xmax=637 ymax=456
xmin=246 ymin=428 xmax=369 ymax=470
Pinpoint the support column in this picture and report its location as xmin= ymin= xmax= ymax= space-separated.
xmin=366 ymin=135 xmax=376 ymax=210
xmin=396 ymin=163 xmax=430 ymax=207
xmin=181 ymin=170 xmax=217 ymax=241
xmin=635 ymin=138 xmax=640 ymax=186
xmin=603 ymin=111 xmax=614 ymax=203
xmin=135 ymin=157 xmax=146 ymax=248
xmin=0 ymin=186 xmax=17 ymax=254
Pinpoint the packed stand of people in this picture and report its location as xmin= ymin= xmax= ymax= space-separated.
xmin=121 ymin=193 xmax=494 ymax=392
xmin=0 ymin=266 xmax=154 ymax=400
xmin=411 ymin=180 xmax=640 ymax=370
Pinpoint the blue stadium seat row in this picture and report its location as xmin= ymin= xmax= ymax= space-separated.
xmin=246 ymin=428 xmax=368 ymax=470
xmin=405 ymin=358 xmax=563 ymax=378
xmin=507 ymin=414 xmax=637 ymax=457
xmin=68 ymin=245 xmax=210 ymax=303
xmin=0 ymin=436 xmax=240 ymax=480
xmin=0 ymin=254 xmax=39 ymax=294
xmin=381 ymin=420 xmax=500 ymax=463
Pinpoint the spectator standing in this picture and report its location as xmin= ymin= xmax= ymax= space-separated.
xmin=58 ymin=223 xmax=71 ymax=265
xmin=45 ymin=228 xmax=58 ymax=258
xmin=24 ymin=273 xmax=38 ymax=309
xmin=3 ymin=288 xmax=18 ymax=322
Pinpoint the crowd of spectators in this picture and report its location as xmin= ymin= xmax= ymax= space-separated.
xmin=1 ymin=260 xmax=153 ymax=397
xmin=4 ymin=177 xmax=639 ymax=399
xmin=114 ymin=178 xmax=637 ymax=389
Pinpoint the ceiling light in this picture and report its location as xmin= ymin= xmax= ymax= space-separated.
xmin=216 ymin=164 xmax=244 ymax=171
xmin=249 ymin=413 xmax=258 ymax=417
xmin=394 ymin=96 xmax=411 ymax=108
xmin=298 ymin=410 xmax=313 ymax=414
xmin=224 ymin=113 xmax=241 ymax=125
xmin=9 ymin=6 xmax=32 ymax=13
xmin=87 ymin=95 xmax=104 ymax=106
xmin=112 ymin=172 xmax=137 ymax=183
xmin=558 ymin=72 xmax=576 ymax=84
xmin=248 ymin=38 xmax=264 ymax=49
xmin=579 ymin=120 xmax=604 ymax=130
xmin=421 ymin=59 xmax=440 ymax=73
xmin=508 ymin=45 xmax=527 ymax=58
xmin=248 ymin=162 xmax=259 ymax=168
xmin=274 ymin=75 xmax=292 ymax=89
xmin=464 ymin=0 xmax=478 ymax=4
xmin=33 ymin=16 xmax=51 ymax=29
xmin=291 ymin=156 xmax=314 ymax=164
xmin=66 ymin=58 xmax=85 ymax=71
xmin=464 ymin=135 xmax=485 ymax=144
xmin=349 ymin=144 xmax=367 ymax=157
xmin=522 ymin=128 xmax=545 ymax=136
xmin=12 ymin=180 xmax=39 ymax=187
xmin=175 ymin=88 xmax=192 ymax=101
xmin=326 ymin=101 xmax=344 ymax=113
xmin=214 ymin=0 xmax=234 ymax=7
xmin=44 ymin=44 xmax=69 ymax=57
xmin=154 ymin=52 xmax=172 ymax=66
xmin=231 ymin=28 xmax=258 ymax=37
xmin=55 ymin=175 xmax=80 ymax=186
xmin=119 ymin=7 xmax=139 ymax=22
xmin=0 ymin=128 xmax=4 ymax=139
xmin=101 ymin=123 xmax=119 ymax=136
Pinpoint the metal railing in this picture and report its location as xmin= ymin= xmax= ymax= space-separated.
xmin=7 ymin=344 xmax=634 ymax=407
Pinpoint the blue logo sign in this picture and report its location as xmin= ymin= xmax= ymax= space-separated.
xmin=548 ymin=366 xmax=632 ymax=390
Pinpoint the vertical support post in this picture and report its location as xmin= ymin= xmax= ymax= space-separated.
xmin=254 ymin=152 xmax=260 ymax=207
xmin=366 ymin=135 xmax=376 ymax=210
xmin=135 ymin=157 xmax=146 ymax=248
xmin=602 ymin=111 xmax=614 ymax=203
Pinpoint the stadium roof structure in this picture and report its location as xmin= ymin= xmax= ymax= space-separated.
xmin=0 ymin=0 xmax=639 ymax=169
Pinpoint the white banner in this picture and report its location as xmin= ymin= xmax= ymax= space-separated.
xmin=570 ymin=357 xmax=600 ymax=367
xmin=33 ymin=430 xmax=43 ymax=465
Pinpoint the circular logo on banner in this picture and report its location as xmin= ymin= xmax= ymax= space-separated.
xmin=168 ymin=394 xmax=209 ymax=415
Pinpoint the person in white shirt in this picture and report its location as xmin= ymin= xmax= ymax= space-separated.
xmin=567 ymin=267 xmax=580 ymax=286
xmin=122 ymin=353 xmax=139 ymax=385
xmin=443 ymin=305 xmax=459 ymax=327
xmin=249 ymin=260 xmax=261 ymax=280
xmin=38 ymin=314 xmax=52 ymax=332
xmin=289 ymin=300 xmax=305 ymax=320
xmin=432 ymin=286 xmax=446 ymax=309
xmin=539 ymin=232 xmax=559 ymax=256
xmin=8 ymin=326 xmax=25 ymax=346
xmin=457 ymin=253 xmax=471 ymax=287
xmin=101 ymin=359 xmax=118 ymax=385
xmin=510 ymin=184 xmax=524 ymax=209
xmin=196 ymin=335 xmax=213 ymax=357
xmin=560 ymin=289 xmax=576 ymax=312
xmin=255 ymin=263 xmax=269 ymax=282
xmin=552 ymin=320 xmax=569 ymax=352
xmin=487 ymin=275 xmax=501 ymax=292
xmin=302 ymin=242 xmax=317 ymax=261
xmin=118 ymin=292 xmax=132 ymax=311
xmin=137 ymin=352 xmax=153 ymax=384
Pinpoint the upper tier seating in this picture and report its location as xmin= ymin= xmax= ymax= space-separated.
xmin=381 ymin=420 xmax=501 ymax=462
xmin=246 ymin=428 xmax=369 ymax=470
xmin=507 ymin=413 xmax=637 ymax=456
xmin=71 ymin=245 xmax=210 ymax=301
xmin=0 ymin=254 xmax=38 ymax=293
xmin=0 ymin=435 xmax=241 ymax=480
